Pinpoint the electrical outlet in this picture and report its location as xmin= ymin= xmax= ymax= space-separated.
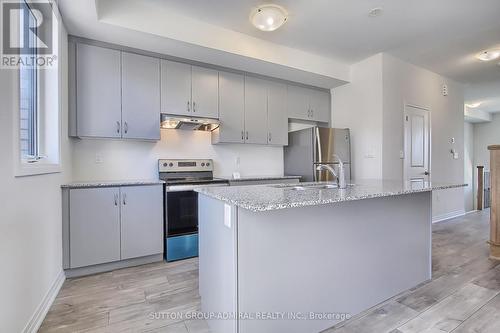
xmin=399 ymin=150 xmax=404 ymax=159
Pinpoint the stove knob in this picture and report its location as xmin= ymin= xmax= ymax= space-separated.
xmin=163 ymin=163 xmax=168 ymax=167
xmin=201 ymin=163 xmax=205 ymax=167
xmin=206 ymin=162 xmax=210 ymax=167
xmin=169 ymin=163 xmax=173 ymax=167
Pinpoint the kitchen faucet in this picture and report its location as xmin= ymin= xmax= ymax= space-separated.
xmin=316 ymin=154 xmax=347 ymax=189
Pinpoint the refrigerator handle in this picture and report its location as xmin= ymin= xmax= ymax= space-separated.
xmin=316 ymin=127 xmax=322 ymax=162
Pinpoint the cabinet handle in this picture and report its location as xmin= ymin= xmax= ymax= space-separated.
xmin=114 ymin=194 xmax=118 ymax=206
xmin=187 ymin=101 xmax=191 ymax=112
xmin=193 ymin=101 xmax=196 ymax=113
xmin=241 ymin=131 xmax=244 ymax=141
xmin=122 ymin=193 xmax=127 ymax=205
xmin=311 ymin=109 xmax=314 ymax=119
xmin=269 ymin=132 xmax=272 ymax=142
xmin=246 ymin=131 xmax=249 ymax=140
xmin=116 ymin=121 xmax=120 ymax=133
xmin=124 ymin=122 xmax=128 ymax=134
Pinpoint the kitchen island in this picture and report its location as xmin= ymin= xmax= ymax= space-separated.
xmin=196 ymin=180 xmax=465 ymax=333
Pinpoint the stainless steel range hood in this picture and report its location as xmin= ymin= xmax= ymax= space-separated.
xmin=160 ymin=114 xmax=220 ymax=131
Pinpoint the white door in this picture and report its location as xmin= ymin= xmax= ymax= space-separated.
xmin=244 ymin=76 xmax=268 ymax=144
xmin=404 ymin=105 xmax=430 ymax=182
xmin=267 ymin=81 xmax=288 ymax=145
xmin=191 ymin=66 xmax=219 ymax=118
xmin=160 ymin=60 xmax=192 ymax=116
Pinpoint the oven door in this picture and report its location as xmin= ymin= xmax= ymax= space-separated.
xmin=166 ymin=190 xmax=198 ymax=236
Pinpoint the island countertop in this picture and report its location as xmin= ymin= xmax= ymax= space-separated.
xmin=195 ymin=179 xmax=466 ymax=212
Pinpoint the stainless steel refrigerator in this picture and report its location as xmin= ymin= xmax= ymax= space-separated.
xmin=284 ymin=127 xmax=351 ymax=182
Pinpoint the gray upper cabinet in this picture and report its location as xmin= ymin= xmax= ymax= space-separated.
xmin=212 ymin=71 xmax=245 ymax=144
xmin=287 ymin=85 xmax=331 ymax=123
xmin=69 ymin=187 xmax=121 ymax=268
xmin=76 ymin=44 xmax=122 ymax=138
xmin=244 ymin=76 xmax=268 ymax=145
xmin=121 ymin=52 xmax=161 ymax=140
xmin=161 ymin=60 xmax=191 ymax=116
xmin=309 ymin=89 xmax=331 ymax=123
xmin=120 ymin=185 xmax=163 ymax=260
xmin=191 ymin=66 xmax=219 ymax=118
xmin=267 ymin=82 xmax=288 ymax=146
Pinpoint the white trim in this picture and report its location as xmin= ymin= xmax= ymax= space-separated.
xmin=432 ymin=210 xmax=466 ymax=223
xmin=22 ymin=270 xmax=65 ymax=333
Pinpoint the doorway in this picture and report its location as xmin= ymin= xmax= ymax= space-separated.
xmin=404 ymin=105 xmax=430 ymax=182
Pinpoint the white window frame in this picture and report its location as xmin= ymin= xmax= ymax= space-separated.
xmin=13 ymin=0 xmax=61 ymax=177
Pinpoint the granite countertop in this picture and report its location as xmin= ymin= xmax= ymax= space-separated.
xmin=221 ymin=175 xmax=302 ymax=182
xmin=61 ymin=180 xmax=164 ymax=189
xmin=195 ymin=179 xmax=467 ymax=212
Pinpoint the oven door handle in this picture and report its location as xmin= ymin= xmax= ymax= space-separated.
xmin=165 ymin=183 xmax=228 ymax=192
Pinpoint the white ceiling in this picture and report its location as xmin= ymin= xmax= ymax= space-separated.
xmin=140 ymin=0 xmax=500 ymax=85
xmin=465 ymin=81 xmax=500 ymax=113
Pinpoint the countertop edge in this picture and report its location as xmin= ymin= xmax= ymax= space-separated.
xmin=196 ymin=183 xmax=467 ymax=213
xmin=61 ymin=180 xmax=165 ymax=189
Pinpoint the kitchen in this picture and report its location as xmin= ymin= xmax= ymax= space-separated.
xmin=1 ymin=1 xmax=500 ymax=333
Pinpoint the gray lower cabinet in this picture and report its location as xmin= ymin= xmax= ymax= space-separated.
xmin=120 ymin=185 xmax=163 ymax=259
xmin=69 ymin=187 xmax=121 ymax=268
xmin=65 ymin=185 xmax=163 ymax=272
xmin=121 ymin=52 xmax=161 ymax=140
xmin=75 ymin=43 xmax=122 ymax=138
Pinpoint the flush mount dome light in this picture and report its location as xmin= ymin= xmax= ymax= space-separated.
xmin=250 ymin=4 xmax=288 ymax=31
xmin=476 ymin=49 xmax=500 ymax=62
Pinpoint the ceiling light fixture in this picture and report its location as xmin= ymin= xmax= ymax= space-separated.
xmin=368 ymin=7 xmax=383 ymax=17
xmin=250 ymin=4 xmax=288 ymax=32
xmin=465 ymin=102 xmax=482 ymax=108
xmin=476 ymin=49 xmax=500 ymax=62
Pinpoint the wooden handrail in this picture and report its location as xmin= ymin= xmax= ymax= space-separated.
xmin=477 ymin=166 xmax=484 ymax=211
xmin=487 ymin=145 xmax=500 ymax=260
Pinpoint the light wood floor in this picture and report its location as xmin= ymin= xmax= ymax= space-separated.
xmin=40 ymin=210 xmax=500 ymax=333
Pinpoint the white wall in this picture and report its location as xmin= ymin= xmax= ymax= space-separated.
xmin=0 ymin=26 xmax=71 ymax=332
xmin=381 ymin=54 xmax=465 ymax=220
xmin=332 ymin=53 xmax=465 ymax=220
xmin=464 ymin=122 xmax=475 ymax=212
xmin=71 ymin=130 xmax=284 ymax=181
xmin=474 ymin=113 xmax=500 ymax=171
xmin=332 ymin=54 xmax=384 ymax=180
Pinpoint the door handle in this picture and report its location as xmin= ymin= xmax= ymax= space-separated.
xmin=187 ymin=101 xmax=191 ymax=112
xmin=241 ymin=131 xmax=244 ymax=141
xmin=122 ymin=193 xmax=127 ymax=205
xmin=269 ymin=132 xmax=272 ymax=142
xmin=193 ymin=101 xmax=196 ymax=113
xmin=116 ymin=121 xmax=120 ymax=134
xmin=114 ymin=194 xmax=118 ymax=206
xmin=246 ymin=131 xmax=249 ymax=141
xmin=124 ymin=122 xmax=128 ymax=134
xmin=424 ymin=171 xmax=430 ymax=176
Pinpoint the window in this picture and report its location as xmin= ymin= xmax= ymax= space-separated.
xmin=14 ymin=1 xmax=61 ymax=176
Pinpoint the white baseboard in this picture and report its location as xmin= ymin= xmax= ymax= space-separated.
xmin=432 ymin=210 xmax=466 ymax=224
xmin=22 ymin=270 xmax=65 ymax=333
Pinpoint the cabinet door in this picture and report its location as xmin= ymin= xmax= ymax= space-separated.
xmin=309 ymin=89 xmax=331 ymax=123
xmin=76 ymin=44 xmax=122 ymax=138
xmin=267 ymin=81 xmax=288 ymax=146
xmin=191 ymin=66 xmax=218 ymax=119
xmin=120 ymin=185 xmax=163 ymax=260
xmin=286 ymin=85 xmax=311 ymax=121
xmin=161 ymin=60 xmax=192 ymax=116
xmin=121 ymin=52 xmax=161 ymax=140
xmin=215 ymin=72 xmax=245 ymax=143
xmin=69 ymin=187 xmax=121 ymax=268
xmin=244 ymin=76 xmax=268 ymax=144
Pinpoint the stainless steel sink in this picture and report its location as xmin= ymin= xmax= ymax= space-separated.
xmin=271 ymin=183 xmax=354 ymax=191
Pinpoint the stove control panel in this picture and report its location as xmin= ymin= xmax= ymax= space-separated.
xmin=159 ymin=159 xmax=213 ymax=172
